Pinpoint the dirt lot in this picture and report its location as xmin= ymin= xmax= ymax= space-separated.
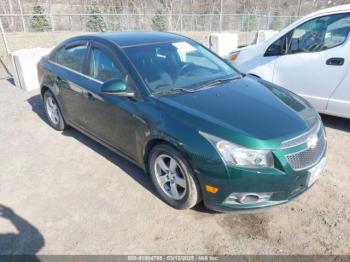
xmin=0 ymin=79 xmax=349 ymax=255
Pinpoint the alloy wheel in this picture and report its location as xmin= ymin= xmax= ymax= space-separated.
xmin=154 ymin=154 xmax=187 ymax=200
xmin=46 ymin=96 xmax=60 ymax=125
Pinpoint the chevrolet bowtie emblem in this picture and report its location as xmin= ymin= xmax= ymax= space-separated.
xmin=307 ymin=134 xmax=318 ymax=149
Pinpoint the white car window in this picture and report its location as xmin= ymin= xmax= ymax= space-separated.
xmin=288 ymin=13 xmax=350 ymax=54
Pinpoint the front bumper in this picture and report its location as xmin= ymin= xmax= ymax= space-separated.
xmin=194 ymin=119 xmax=327 ymax=212
xmin=200 ymin=154 xmax=326 ymax=213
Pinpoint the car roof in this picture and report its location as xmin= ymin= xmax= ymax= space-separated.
xmin=82 ymin=31 xmax=187 ymax=48
xmin=304 ymin=4 xmax=350 ymax=19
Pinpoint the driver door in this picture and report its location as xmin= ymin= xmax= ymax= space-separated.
xmin=83 ymin=42 xmax=140 ymax=159
xmin=271 ymin=13 xmax=350 ymax=111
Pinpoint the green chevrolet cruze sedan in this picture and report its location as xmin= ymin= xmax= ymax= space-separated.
xmin=38 ymin=32 xmax=327 ymax=212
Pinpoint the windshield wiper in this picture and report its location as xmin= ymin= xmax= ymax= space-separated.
xmin=152 ymin=75 xmax=242 ymax=96
xmin=195 ymin=75 xmax=242 ymax=90
xmin=153 ymin=87 xmax=196 ymax=96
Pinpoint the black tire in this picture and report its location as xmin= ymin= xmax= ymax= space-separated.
xmin=148 ymin=143 xmax=201 ymax=209
xmin=43 ymin=90 xmax=67 ymax=131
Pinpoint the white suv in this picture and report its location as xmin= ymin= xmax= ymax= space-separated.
xmin=229 ymin=5 xmax=350 ymax=119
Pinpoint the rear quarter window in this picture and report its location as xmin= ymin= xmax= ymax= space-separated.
xmin=52 ymin=44 xmax=88 ymax=73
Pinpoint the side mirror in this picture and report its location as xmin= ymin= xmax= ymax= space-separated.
xmin=100 ymin=79 xmax=134 ymax=97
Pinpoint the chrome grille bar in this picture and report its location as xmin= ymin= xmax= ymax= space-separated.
xmin=285 ymin=129 xmax=326 ymax=171
xmin=281 ymin=121 xmax=321 ymax=148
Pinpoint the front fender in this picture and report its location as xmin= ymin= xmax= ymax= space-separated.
xmin=139 ymin=108 xmax=228 ymax=183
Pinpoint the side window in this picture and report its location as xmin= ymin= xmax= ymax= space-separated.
xmin=265 ymin=34 xmax=289 ymax=56
xmin=56 ymin=44 xmax=88 ymax=73
xmin=325 ymin=15 xmax=350 ymax=48
xmin=89 ymin=47 xmax=124 ymax=83
xmin=288 ymin=13 xmax=350 ymax=54
xmin=49 ymin=50 xmax=58 ymax=62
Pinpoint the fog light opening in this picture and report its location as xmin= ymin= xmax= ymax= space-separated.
xmin=224 ymin=192 xmax=272 ymax=205
xmin=240 ymin=194 xmax=260 ymax=204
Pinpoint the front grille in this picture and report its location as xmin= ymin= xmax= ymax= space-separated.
xmin=285 ymin=130 xmax=326 ymax=171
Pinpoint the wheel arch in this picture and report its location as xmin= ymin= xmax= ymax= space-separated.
xmin=143 ymin=136 xmax=192 ymax=174
xmin=41 ymin=85 xmax=68 ymax=126
xmin=144 ymin=138 xmax=175 ymax=172
xmin=40 ymin=85 xmax=50 ymax=98
xmin=143 ymin=136 xmax=203 ymax=202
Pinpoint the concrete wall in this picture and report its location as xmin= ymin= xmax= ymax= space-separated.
xmin=205 ymin=32 xmax=239 ymax=56
xmin=11 ymin=48 xmax=51 ymax=91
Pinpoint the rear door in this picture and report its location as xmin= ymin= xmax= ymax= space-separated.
xmin=49 ymin=41 xmax=89 ymax=128
xmin=271 ymin=13 xmax=350 ymax=111
xmin=326 ymin=58 xmax=350 ymax=118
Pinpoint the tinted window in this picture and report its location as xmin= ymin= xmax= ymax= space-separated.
xmin=56 ymin=44 xmax=88 ymax=73
xmin=89 ymin=47 xmax=123 ymax=83
xmin=124 ymin=41 xmax=238 ymax=92
xmin=288 ymin=13 xmax=350 ymax=54
xmin=265 ymin=35 xmax=289 ymax=56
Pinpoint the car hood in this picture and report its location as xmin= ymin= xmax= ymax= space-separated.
xmin=154 ymin=76 xmax=318 ymax=148
xmin=230 ymin=44 xmax=268 ymax=73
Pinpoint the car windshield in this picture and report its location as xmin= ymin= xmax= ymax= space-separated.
xmin=123 ymin=40 xmax=239 ymax=94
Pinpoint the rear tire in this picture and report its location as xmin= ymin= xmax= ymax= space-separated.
xmin=148 ymin=143 xmax=201 ymax=209
xmin=43 ymin=90 xmax=67 ymax=131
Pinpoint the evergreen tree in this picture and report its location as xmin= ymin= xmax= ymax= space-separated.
xmin=270 ymin=10 xmax=282 ymax=30
xmin=152 ymin=9 xmax=168 ymax=31
xmin=242 ymin=14 xmax=258 ymax=32
xmin=30 ymin=3 xmax=50 ymax=32
xmin=87 ymin=2 xmax=107 ymax=32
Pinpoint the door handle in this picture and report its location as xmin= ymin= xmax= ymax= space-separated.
xmin=326 ymin=57 xmax=345 ymax=66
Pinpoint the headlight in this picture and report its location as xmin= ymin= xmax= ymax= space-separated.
xmin=200 ymin=131 xmax=274 ymax=168
xmin=228 ymin=51 xmax=240 ymax=61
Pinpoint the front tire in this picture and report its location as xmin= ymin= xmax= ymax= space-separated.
xmin=43 ymin=90 xmax=67 ymax=131
xmin=149 ymin=143 xmax=201 ymax=209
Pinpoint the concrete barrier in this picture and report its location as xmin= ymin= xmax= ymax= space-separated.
xmin=11 ymin=48 xmax=51 ymax=91
xmin=254 ymin=30 xmax=278 ymax=44
xmin=206 ymin=32 xmax=238 ymax=57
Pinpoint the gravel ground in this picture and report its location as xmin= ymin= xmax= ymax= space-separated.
xmin=0 ymin=79 xmax=349 ymax=255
